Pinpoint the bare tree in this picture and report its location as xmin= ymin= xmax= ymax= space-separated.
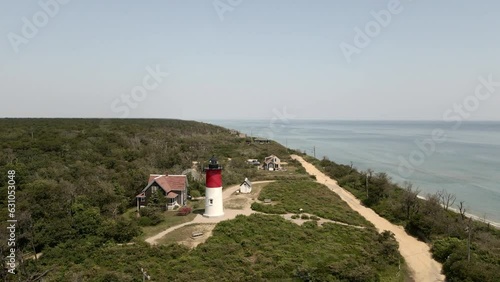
xmin=457 ymin=201 xmax=467 ymax=220
xmin=402 ymin=182 xmax=421 ymax=220
xmin=437 ymin=189 xmax=456 ymax=211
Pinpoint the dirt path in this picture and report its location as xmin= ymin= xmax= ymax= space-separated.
xmin=145 ymin=181 xmax=274 ymax=245
xmin=281 ymin=213 xmax=365 ymax=229
xmin=291 ymin=155 xmax=445 ymax=282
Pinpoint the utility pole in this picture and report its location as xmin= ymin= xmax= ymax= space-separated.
xmin=313 ymin=146 xmax=316 ymax=158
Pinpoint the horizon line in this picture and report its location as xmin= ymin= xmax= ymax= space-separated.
xmin=2 ymin=117 xmax=500 ymax=122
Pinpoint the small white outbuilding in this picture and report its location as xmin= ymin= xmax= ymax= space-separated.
xmin=239 ymin=178 xmax=252 ymax=193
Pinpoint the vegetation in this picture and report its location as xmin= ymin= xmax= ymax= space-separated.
xmin=252 ymin=180 xmax=372 ymax=227
xmin=0 ymin=118 xmax=303 ymax=280
xmin=135 ymin=210 xmax=197 ymax=241
xmin=306 ymin=155 xmax=500 ymax=281
xmin=0 ymin=119 xmax=423 ymax=281
xmin=37 ymin=214 xmax=405 ymax=281
xmin=177 ymin=206 xmax=192 ymax=216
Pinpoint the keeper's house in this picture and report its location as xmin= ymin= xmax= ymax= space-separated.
xmin=136 ymin=173 xmax=187 ymax=210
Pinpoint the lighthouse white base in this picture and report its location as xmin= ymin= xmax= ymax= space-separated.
xmin=203 ymin=187 xmax=224 ymax=217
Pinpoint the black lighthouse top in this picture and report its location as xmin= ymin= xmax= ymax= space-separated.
xmin=205 ymin=155 xmax=223 ymax=170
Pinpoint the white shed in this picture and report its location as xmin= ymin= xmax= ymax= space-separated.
xmin=239 ymin=178 xmax=252 ymax=193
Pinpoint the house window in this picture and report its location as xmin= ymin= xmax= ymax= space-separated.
xmin=209 ymin=199 xmax=213 ymax=205
xmin=140 ymin=197 xmax=145 ymax=202
xmin=152 ymin=186 xmax=157 ymax=193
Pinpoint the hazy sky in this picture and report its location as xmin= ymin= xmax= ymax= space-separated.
xmin=1 ymin=0 xmax=499 ymax=120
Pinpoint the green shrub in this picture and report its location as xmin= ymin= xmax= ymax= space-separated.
xmin=138 ymin=217 xmax=153 ymax=226
xmin=301 ymin=214 xmax=310 ymax=220
xmin=190 ymin=190 xmax=201 ymax=198
xmin=138 ymin=207 xmax=163 ymax=226
xmin=251 ymin=202 xmax=287 ymax=214
xmin=102 ymin=218 xmax=141 ymax=243
xmin=431 ymin=237 xmax=464 ymax=263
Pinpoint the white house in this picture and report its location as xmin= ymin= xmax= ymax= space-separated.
xmin=239 ymin=178 xmax=252 ymax=193
xmin=262 ymin=155 xmax=281 ymax=171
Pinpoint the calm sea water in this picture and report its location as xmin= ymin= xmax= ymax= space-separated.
xmin=206 ymin=120 xmax=500 ymax=223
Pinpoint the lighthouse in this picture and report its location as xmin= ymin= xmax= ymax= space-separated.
xmin=203 ymin=156 xmax=224 ymax=217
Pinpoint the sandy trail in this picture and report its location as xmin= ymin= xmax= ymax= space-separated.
xmin=281 ymin=213 xmax=365 ymax=229
xmin=291 ymin=155 xmax=444 ymax=282
xmin=145 ymin=181 xmax=274 ymax=245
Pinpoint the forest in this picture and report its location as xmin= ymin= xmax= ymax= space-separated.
xmin=1 ymin=118 xmax=403 ymax=281
xmin=0 ymin=118 xmax=291 ymax=280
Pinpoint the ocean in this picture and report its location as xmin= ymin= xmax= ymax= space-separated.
xmin=206 ymin=120 xmax=500 ymax=223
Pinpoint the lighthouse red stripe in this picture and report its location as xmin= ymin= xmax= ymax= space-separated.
xmin=206 ymin=170 xmax=222 ymax=188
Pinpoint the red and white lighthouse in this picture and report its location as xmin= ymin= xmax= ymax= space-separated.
xmin=203 ymin=156 xmax=224 ymax=217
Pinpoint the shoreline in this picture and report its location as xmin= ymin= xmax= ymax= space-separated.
xmin=213 ymin=120 xmax=500 ymax=225
xmin=416 ymin=195 xmax=500 ymax=229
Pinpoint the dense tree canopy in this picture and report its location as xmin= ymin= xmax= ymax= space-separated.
xmin=0 ymin=119 xmax=295 ymax=280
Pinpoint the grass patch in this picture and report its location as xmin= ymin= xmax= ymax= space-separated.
xmin=245 ymin=182 xmax=269 ymax=197
xmin=252 ymin=180 xmax=372 ymax=227
xmin=42 ymin=214 xmax=408 ymax=281
xmin=156 ymin=223 xmax=215 ymax=246
xmin=166 ymin=214 xmax=404 ymax=281
xmin=137 ymin=211 xmax=197 ymax=241
xmin=254 ymin=168 xmax=311 ymax=181
xmin=224 ymin=198 xmax=247 ymax=210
